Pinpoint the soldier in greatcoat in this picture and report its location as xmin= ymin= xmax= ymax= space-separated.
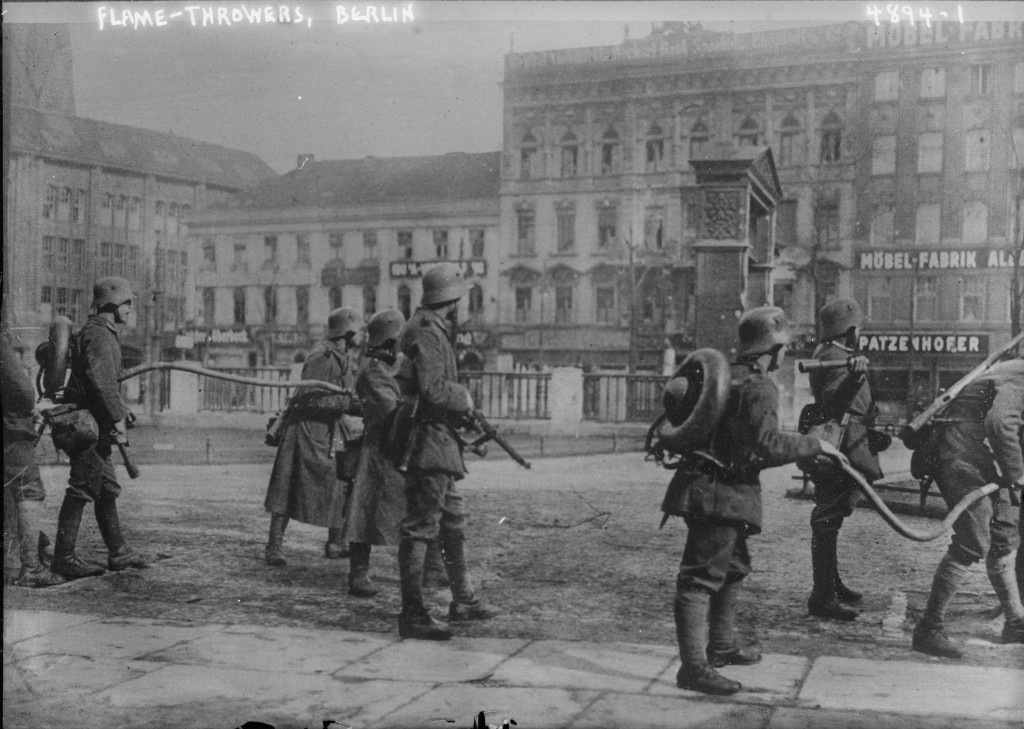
xmin=392 ymin=262 xmax=497 ymax=641
xmin=805 ymin=298 xmax=885 ymax=621
xmin=663 ymin=307 xmax=842 ymax=695
xmin=263 ymin=307 xmax=362 ymax=566
xmin=912 ymin=358 xmax=1024 ymax=657
xmin=52 ymin=276 xmax=148 ymax=580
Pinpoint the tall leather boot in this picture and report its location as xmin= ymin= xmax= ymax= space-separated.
xmin=95 ymin=498 xmax=149 ymax=571
xmin=12 ymin=501 xmax=64 ymax=588
xmin=423 ymin=540 xmax=450 ymax=589
xmin=442 ymin=530 xmax=499 ymax=622
xmin=348 ymin=542 xmax=378 ymax=597
xmin=912 ymin=553 xmax=971 ymax=658
xmin=325 ymin=528 xmax=350 ymax=559
xmin=707 ymin=579 xmax=761 ymax=668
xmin=265 ymin=513 xmax=288 ymax=566
xmin=674 ymin=588 xmax=741 ymax=695
xmin=51 ymin=496 xmax=106 ymax=580
xmin=833 ymin=548 xmax=863 ymax=605
xmin=398 ymin=539 xmax=451 ymax=640
xmin=808 ymin=529 xmax=858 ymax=621
xmin=987 ymin=550 xmax=1024 ymax=644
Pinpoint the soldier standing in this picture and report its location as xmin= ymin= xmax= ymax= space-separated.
xmin=805 ymin=298 xmax=883 ymax=621
xmin=263 ymin=307 xmax=362 ymax=566
xmin=664 ymin=307 xmax=842 ymax=695
xmin=1 ymin=324 xmax=64 ymax=587
xmin=393 ymin=262 xmax=497 ymax=641
xmin=52 ymin=276 xmax=148 ymax=580
xmin=912 ymin=359 xmax=1024 ymax=657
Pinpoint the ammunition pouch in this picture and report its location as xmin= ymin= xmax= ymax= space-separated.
xmin=867 ymin=428 xmax=892 ymax=455
xmin=335 ymin=415 xmax=364 ymax=483
xmin=46 ymin=403 xmax=99 ymax=456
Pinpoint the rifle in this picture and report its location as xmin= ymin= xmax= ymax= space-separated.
xmin=457 ymin=410 xmax=532 ymax=470
xmin=900 ymin=331 xmax=1024 ymax=445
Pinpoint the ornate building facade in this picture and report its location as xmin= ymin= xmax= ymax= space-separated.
xmin=498 ymin=20 xmax=1024 ymax=403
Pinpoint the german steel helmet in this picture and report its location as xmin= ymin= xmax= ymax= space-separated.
xmin=327 ymin=307 xmax=362 ymax=339
xmin=366 ymin=309 xmax=405 ymax=348
xmin=737 ymin=306 xmax=792 ymax=357
xmin=421 ymin=262 xmax=465 ymax=306
xmin=93 ymin=276 xmax=134 ymax=309
xmin=819 ymin=297 xmax=864 ymax=341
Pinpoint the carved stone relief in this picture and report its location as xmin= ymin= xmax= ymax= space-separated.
xmin=701 ymin=190 xmax=745 ymax=240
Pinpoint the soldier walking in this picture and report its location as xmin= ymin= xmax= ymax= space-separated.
xmin=51 ymin=276 xmax=148 ymax=580
xmin=912 ymin=358 xmax=1024 ymax=657
xmin=663 ymin=307 xmax=842 ymax=695
xmin=392 ymin=262 xmax=498 ymax=641
xmin=264 ymin=307 xmax=362 ymax=566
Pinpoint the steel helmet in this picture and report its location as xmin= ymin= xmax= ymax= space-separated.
xmin=421 ymin=262 xmax=465 ymax=306
xmin=326 ymin=307 xmax=362 ymax=339
xmin=737 ymin=306 xmax=792 ymax=357
xmin=366 ymin=309 xmax=405 ymax=348
xmin=819 ymin=297 xmax=864 ymax=341
xmin=93 ymin=276 xmax=133 ymax=310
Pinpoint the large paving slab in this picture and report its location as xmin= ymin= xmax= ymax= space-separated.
xmin=569 ymin=692 xmax=772 ymax=729
xmin=5 ymin=654 xmax=164 ymax=697
xmin=767 ymin=706 xmax=1024 ymax=729
xmin=372 ymin=685 xmax=600 ymax=729
xmin=308 ymin=678 xmax=444 ymax=728
xmin=488 ymin=639 xmax=676 ymax=693
xmin=2 ymin=610 xmax=101 ymax=643
xmin=337 ymin=635 xmax=528 ymax=683
xmin=798 ymin=656 xmax=1024 ymax=723
xmin=649 ymin=653 xmax=810 ymax=705
xmin=146 ymin=623 xmax=393 ymax=674
xmin=7 ymin=616 xmax=225 ymax=660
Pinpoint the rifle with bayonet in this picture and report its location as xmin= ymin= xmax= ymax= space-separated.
xmin=455 ymin=409 xmax=532 ymax=470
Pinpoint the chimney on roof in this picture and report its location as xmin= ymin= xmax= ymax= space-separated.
xmin=297 ymin=154 xmax=314 ymax=170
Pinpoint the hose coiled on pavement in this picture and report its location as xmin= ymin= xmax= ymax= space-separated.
xmin=119 ymin=361 xmax=353 ymax=396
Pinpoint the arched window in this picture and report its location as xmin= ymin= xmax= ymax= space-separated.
xmin=645 ymin=124 xmax=665 ymax=172
xmin=688 ymin=120 xmax=709 ymax=159
xmin=397 ymin=284 xmax=411 ymax=321
xmin=468 ymin=284 xmax=484 ymax=317
xmin=778 ymin=113 xmax=801 ymax=167
xmin=560 ymin=130 xmax=578 ymax=178
xmin=600 ymin=128 xmax=620 ymax=175
xmin=329 ymin=285 xmax=342 ymax=310
xmin=735 ymin=117 xmax=760 ymax=147
xmin=520 ymin=132 xmax=539 ymax=180
xmin=820 ymin=111 xmax=842 ymax=164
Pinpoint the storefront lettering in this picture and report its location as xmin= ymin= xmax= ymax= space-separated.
xmin=859 ymin=249 xmax=1024 ymax=270
xmin=205 ymin=329 xmax=250 ymax=344
xmin=858 ymin=334 xmax=986 ymax=354
xmin=866 ymin=21 xmax=1024 ymax=48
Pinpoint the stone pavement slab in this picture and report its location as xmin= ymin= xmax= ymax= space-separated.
xmin=5 ymin=654 xmax=163 ymax=697
xmin=488 ymin=639 xmax=676 ymax=693
xmin=569 ymin=692 xmax=772 ymax=729
xmin=766 ymin=707 xmax=1023 ymax=729
xmin=798 ymin=656 xmax=1024 ymax=723
xmin=338 ymin=635 xmax=528 ymax=682
xmin=2 ymin=610 xmax=100 ymax=642
xmin=146 ymin=623 xmax=392 ymax=675
xmin=649 ymin=653 xmax=810 ymax=705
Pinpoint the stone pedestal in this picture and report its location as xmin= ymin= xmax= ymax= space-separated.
xmin=548 ymin=367 xmax=583 ymax=435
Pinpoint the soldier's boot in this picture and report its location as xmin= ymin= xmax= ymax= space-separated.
xmin=833 ymin=556 xmax=863 ymax=605
xmin=422 ymin=540 xmax=450 ymax=589
xmin=912 ymin=553 xmax=970 ymax=659
xmin=674 ymin=588 xmax=741 ymax=696
xmin=96 ymin=498 xmax=149 ymax=571
xmin=987 ymin=550 xmax=1024 ymax=644
xmin=51 ymin=496 xmax=106 ymax=580
xmin=443 ymin=531 xmax=500 ymax=622
xmin=398 ymin=539 xmax=451 ymax=641
xmin=12 ymin=501 xmax=65 ymax=588
xmin=706 ymin=579 xmax=761 ymax=668
xmin=38 ymin=531 xmax=54 ymax=566
xmin=265 ymin=513 xmax=288 ymax=566
xmin=808 ymin=529 xmax=859 ymax=621
xmin=325 ymin=528 xmax=350 ymax=559
xmin=348 ymin=542 xmax=379 ymax=598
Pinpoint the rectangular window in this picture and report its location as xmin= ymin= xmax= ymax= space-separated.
xmin=127 ymin=197 xmax=141 ymax=230
xmin=71 ymin=189 xmax=84 ymax=223
xmin=560 ymin=145 xmax=578 ymax=178
xmin=296 ymin=234 xmax=310 ymax=265
xmin=867 ymin=277 xmax=893 ymax=320
xmin=99 ymin=241 xmax=112 ymax=275
xmin=233 ymin=288 xmax=246 ymax=325
xmin=296 ymin=286 xmax=310 ymax=324
xmin=965 ymin=130 xmax=990 ymax=172
xmin=920 ymin=67 xmax=945 ymax=98
xmin=202 ymin=288 xmax=216 ymax=325
xmin=598 ymin=206 xmax=617 ymax=250
xmin=433 ymin=229 xmax=449 ymax=259
xmin=821 ymin=128 xmax=841 ymax=164
xmin=127 ymin=245 xmax=139 ymax=278
xmin=645 ymin=139 xmax=664 ymax=172
xmin=872 ymin=136 xmax=896 ymax=175
xmin=814 ymin=198 xmax=840 ymax=249
xmin=914 ymin=276 xmax=939 ymax=321
xmin=72 ymin=239 xmax=85 ymax=269
xmin=203 ymin=238 xmax=216 ymax=267
xmin=44 ymin=185 xmax=57 ymax=218
xmin=595 ymin=286 xmax=615 ymax=324
xmin=113 ymin=244 xmax=126 ymax=275
xmin=915 ymin=203 xmax=942 ymax=246
xmin=41 ymin=286 xmax=53 ymax=305
xmin=362 ymin=230 xmax=378 ymax=260
xmin=397 ymin=230 xmax=413 ymax=259
xmin=556 ymin=210 xmax=575 ymax=253
xmin=778 ymin=130 xmax=797 ymax=167
xmin=515 ymin=287 xmax=533 ymax=323
xmin=555 ymin=286 xmax=573 ymax=324
xmin=58 ymin=188 xmax=71 ymax=222
xmin=233 ymin=242 xmax=247 ymax=271
xmin=520 ymin=147 xmax=536 ymax=180
xmin=870 ymin=204 xmax=896 ymax=246
xmin=263 ymin=287 xmax=277 ymax=324
xmin=601 ymin=141 xmax=619 ymax=175
xmin=645 ymin=208 xmax=665 ymax=250
xmin=263 ymin=236 xmax=278 ymax=268
xmin=115 ymin=196 xmax=126 ymax=229
xmin=56 ymin=238 xmax=69 ymax=270
xmin=469 ymin=228 xmax=485 ymax=258
xmin=54 ymin=287 xmax=69 ymax=317
xmin=874 ymin=71 xmax=900 ymax=101
xmin=68 ymin=289 xmax=81 ymax=322
xmin=42 ymin=236 xmax=55 ymax=270
xmin=959 ymin=276 xmax=985 ymax=322
xmin=516 ymin=211 xmax=535 ymax=255
xmin=970 ymin=64 xmax=991 ymax=95
xmin=917 ymin=132 xmax=943 ymax=174
xmin=329 ymin=232 xmax=344 ymax=259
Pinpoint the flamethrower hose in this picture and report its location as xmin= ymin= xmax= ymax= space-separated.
xmin=838 ymin=460 xmax=998 ymax=542
xmin=118 ymin=361 xmax=353 ymax=396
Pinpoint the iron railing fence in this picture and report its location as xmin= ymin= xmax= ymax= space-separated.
xmin=458 ymin=371 xmax=550 ymax=420
xmin=198 ymin=367 xmax=292 ymax=413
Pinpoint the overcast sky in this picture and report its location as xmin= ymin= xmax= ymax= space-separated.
xmin=7 ymin=1 xmax=1022 ymax=173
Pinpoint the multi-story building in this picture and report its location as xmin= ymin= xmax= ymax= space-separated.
xmin=186 ymin=153 xmax=501 ymax=367
xmin=498 ymin=19 xmax=1023 ymax=405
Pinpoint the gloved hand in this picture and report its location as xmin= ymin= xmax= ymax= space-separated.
xmin=32 ymin=398 xmax=57 ymax=430
xmin=817 ymin=439 xmax=850 ymax=469
xmin=125 ymin=410 xmax=137 ymax=429
xmin=846 ymin=355 xmax=869 ymax=380
xmin=110 ymin=419 xmax=129 ymax=446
